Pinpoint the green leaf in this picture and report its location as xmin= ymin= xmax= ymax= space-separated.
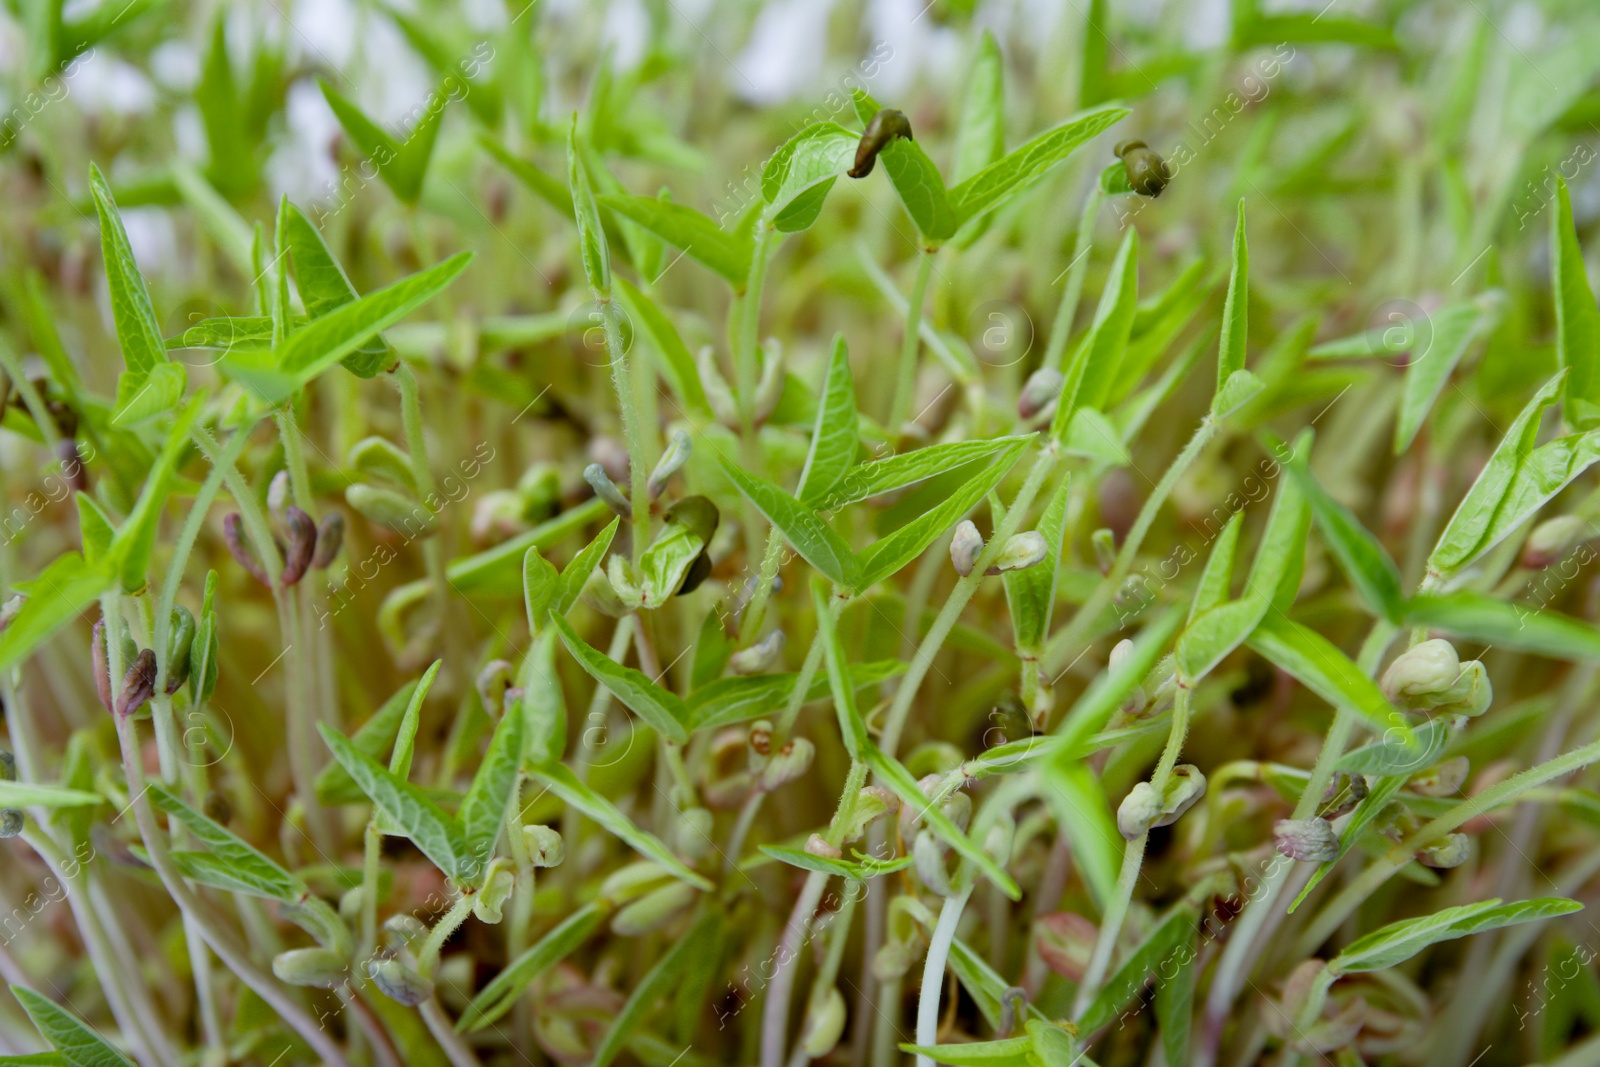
xmin=109 ymin=394 xmax=201 ymax=594
xmin=815 ymin=581 xmax=869 ymax=759
xmin=568 ymin=118 xmax=611 ymax=296
xmin=320 ymin=80 xmax=441 ymax=204
xmin=953 ymin=32 xmax=1006 ymax=184
xmin=1211 ymin=368 xmax=1264 ymax=419
xmin=1054 ymin=607 xmax=1184 ymax=757
xmin=225 ymin=252 xmax=470 ymax=401
xmin=523 ymin=547 xmax=559 ymax=633
xmin=1003 ymin=472 xmax=1071 ymax=654
xmin=1404 ymin=592 xmax=1600 ymax=661
xmin=878 ymin=137 xmax=960 ymax=244
xmin=443 ymin=498 xmax=611 ymax=596
xmin=0 ymin=781 xmax=102 ymax=809
xmin=1217 ymin=199 xmax=1249 ymax=387
xmin=1066 ymin=227 xmax=1140 ymax=414
xmin=1058 ymin=407 xmax=1129 ymax=465
xmin=111 ymin=360 xmax=186 ymax=428
xmin=1246 ymin=614 xmax=1413 ymax=744
xmin=1235 ymin=12 xmax=1397 ymax=49
xmin=1330 ymin=898 xmax=1582 ymax=975
xmin=760 ymin=122 xmax=858 ymax=230
xmin=1429 ymin=371 xmax=1563 ymax=576
xmin=1284 ymin=457 xmax=1404 ymax=622
xmin=898 ymin=1038 xmax=1032 ymax=1067
xmin=854 ymin=440 xmax=1034 ymax=590
xmin=1555 ymin=177 xmax=1600 ymax=428
xmin=457 ymin=706 xmax=525 ymax=871
xmin=521 ymin=628 xmax=568 ymax=769
xmin=1099 ymin=160 xmax=1134 ymax=196
xmin=1394 ymin=299 xmax=1492 ymax=452
xmin=592 ymin=913 xmax=716 ymax=1067
xmin=553 ymin=518 xmax=620 ymax=619
xmin=1039 ymin=758 xmax=1122 ymax=910
xmin=11 ymin=985 xmax=135 ymax=1067
xmin=637 ymin=517 xmax=710 ymax=608
xmin=1336 ymin=716 xmax=1452 ymax=777
xmin=946 ymin=105 xmax=1128 ymax=226
xmin=315 ymin=679 xmax=421 ymax=805
xmin=1077 ymin=902 xmax=1197 ymax=1034
xmin=478 ymin=133 xmax=574 ymax=217
xmin=1190 ymin=511 xmax=1243 ymax=622
xmin=796 ymin=335 xmax=859 ymax=507
xmin=317 ymin=723 xmax=474 ymax=882
xmin=686 ymin=659 xmax=904 ymax=731
xmin=719 ymin=460 xmax=859 ymax=590
xmin=614 ymin=278 xmax=712 ymax=417
xmin=1155 ymin=926 xmax=1196 ymax=1067
xmin=0 ymin=553 xmax=114 ymax=674
xmin=389 ymin=659 xmax=442 ymax=780
xmin=283 ymin=201 xmax=392 ymax=378
xmin=529 ymin=764 xmax=711 ymax=889
xmin=816 ymin=436 xmax=1036 ymax=509
xmin=87 ymin=164 xmax=166 ymax=380
xmin=550 ymin=616 xmax=689 ymax=743
xmin=758 ymin=845 xmax=913 ymax=882
xmin=74 ymin=496 xmax=114 ymax=565
xmin=597 ymin=194 xmax=752 ymax=285
xmin=458 ymin=902 xmax=606 ymax=1031
xmin=864 ymin=740 xmax=1020 ymax=899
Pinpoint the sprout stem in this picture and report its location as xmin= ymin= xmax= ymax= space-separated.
xmin=889 ymin=251 xmax=935 ymax=433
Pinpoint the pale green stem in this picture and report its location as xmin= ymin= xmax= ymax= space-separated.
xmin=394 ymin=363 xmax=455 ymax=654
xmin=1074 ymin=682 xmax=1193 ymax=1015
xmin=738 ymin=530 xmax=787 ymax=647
xmin=777 ymin=626 xmax=829 ymax=738
xmin=360 ymin=821 xmax=383 ymax=959
xmin=737 ymin=230 xmax=775 ymax=436
xmin=108 ymin=651 xmax=353 ymax=1067
xmin=880 ymin=452 xmax=1058 ymax=758
xmin=889 ymin=251 xmax=935 ymax=432
xmin=1042 ymin=416 xmax=1219 ymax=675
xmin=915 ymin=885 xmax=975 ymax=1067
xmin=421 ymin=998 xmax=483 ymax=1067
xmin=1042 ymin=189 xmax=1102 ymax=373
xmin=597 ymin=298 xmax=651 ymax=562
xmin=417 ymin=895 xmax=477 ymax=979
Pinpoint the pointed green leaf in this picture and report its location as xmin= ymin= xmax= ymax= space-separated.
xmin=614 ymin=277 xmax=712 ymax=417
xmin=315 ymin=679 xmax=421 ymax=804
xmin=686 ymin=659 xmax=904 ymax=731
xmin=759 ymin=845 xmax=913 ymax=882
xmin=1190 ymin=511 xmax=1243 ymax=622
xmin=148 ymin=783 xmax=303 ymax=902
xmin=817 ymin=436 xmax=1036 ymax=509
xmin=1211 ymin=368 xmax=1264 ymax=419
xmin=1331 ymin=898 xmax=1582 ymax=975
xmin=283 ymin=201 xmax=392 ymax=378
xmin=946 ymin=105 xmax=1128 ymax=226
xmin=458 ymin=902 xmax=606 ymax=1031
xmin=898 ymin=1038 xmax=1032 ymax=1067
xmin=1155 ymin=926 xmax=1196 ymax=1067
xmin=1058 ymin=407 xmax=1129 ymax=465
xmin=1217 ymin=200 xmax=1249 ymax=387
xmin=1069 ymin=227 xmax=1140 ymax=412
xmin=1247 ymin=614 xmax=1413 ymax=743
xmin=854 ymin=440 xmax=1034 ymax=590
xmin=797 ymin=335 xmax=859 ymax=506
xmin=11 ymin=985 xmax=136 ymax=1067
xmin=550 ymin=615 xmax=689 ymax=743
xmin=87 ymin=163 xmax=166 ymax=379
xmin=1077 ymin=902 xmax=1197 ymax=1034
xmin=0 ymin=553 xmax=113 ymax=674
xmin=553 ymin=518 xmax=620 ymax=619
xmin=1038 ymin=758 xmax=1122 ymax=910
xmin=568 ymin=118 xmax=610 ymax=296
xmin=318 ymin=723 xmax=474 ymax=881
xmin=1284 ymin=458 xmax=1404 ymax=622
xmin=1405 ymin=591 xmax=1600 ymax=661
xmin=592 ymin=913 xmax=717 ymax=1067
xmin=761 ymin=122 xmax=858 ymax=229
xmin=719 ymin=460 xmax=859 ymax=589
xmin=479 ymin=133 xmax=574 ymax=217
xmin=815 ymin=580 xmax=868 ymax=759
xmin=1335 ymin=716 xmax=1451 ymax=777
xmin=0 ymin=781 xmax=102 ymax=809
xmin=458 ymin=707 xmax=524 ymax=871
xmin=110 ymin=360 xmax=186 ymax=428
xmin=1555 ymin=177 xmax=1600 ymax=428
xmin=75 ymin=496 xmax=114 ymax=564
xmin=953 ymin=32 xmax=1005 ymax=184
xmin=389 ymin=659 xmax=441 ymax=781
xmin=597 ymin=194 xmax=752 ymax=284
xmin=523 ymin=547 xmax=559 ymax=633
xmin=1053 ymin=607 xmax=1184 ymax=756
xmin=226 ymin=252 xmax=471 ymax=401
xmin=530 ymin=763 xmax=711 ymax=889
xmin=521 ymin=628 xmax=568 ymax=769
xmin=1395 ymin=299 xmax=1493 ymax=452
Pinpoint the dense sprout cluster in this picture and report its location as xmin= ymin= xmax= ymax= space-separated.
xmin=3 ymin=2 xmax=1600 ymax=1067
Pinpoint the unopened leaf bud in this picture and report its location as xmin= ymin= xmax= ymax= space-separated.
xmin=801 ymin=986 xmax=847 ymax=1058
xmin=611 ymin=881 xmax=697 ymax=936
xmin=164 ymin=606 xmax=195 ymax=694
xmin=1092 ymin=528 xmax=1117 ymax=575
xmin=223 ymin=513 xmax=272 ymax=586
xmin=950 ymin=520 xmax=984 ymax=577
xmin=523 ymin=824 xmax=564 ymax=868
xmin=1019 ymin=368 xmax=1065 ymax=421
xmin=273 ymin=947 xmax=347 ymax=989
xmin=280 ymin=506 xmax=317 ymax=586
xmin=1110 ymin=639 xmax=1148 ymax=717
xmin=267 ymin=470 xmax=291 ymax=524
xmin=1274 ymin=817 xmax=1340 ymax=863
xmin=1036 ymin=913 xmax=1098 ymax=981
xmin=475 ymin=660 xmax=515 ymax=718
xmin=1118 ymin=782 xmax=1162 ymax=839
xmin=473 ymin=859 xmax=515 ymax=924
xmin=986 ymin=531 xmax=1048 ymax=575
xmin=731 ymin=630 xmax=785 ymax=675
xmin=648 ymin=430 xmax=692 ymax=499
xmin=1523 ymin=515 xmax=1592 ymax=569
xmin=1417 ymin=832 xmax=1470 ymax=869
xmin=844 ymin=786 xmax=900 ymax=842
xmin=313 ymin=512 xmax=345 ymax=568
xmin=117 ymin=649 xmax=157 ymax=719
xmin=1409 ymin=756 xmax=1469 ymax=797
xmin=92 ymin=618 xmax=112 ymax=712
xmin=913 ymin=831 xmax=954 ymax=896
xmin=584 ymin=463 xmax=631 ymax=519
xmin=1381 ymin=639 xmax=1462 ymax=710
xmin=345 ymin=484 xmax=437 ymax=538
xmin=369 ymin=957 xmax=432 ymax=1006
xmin=805 ymin=834 xmax=842 ymax=860
xmin=760 ymin=738 xmax=815 ymax=791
